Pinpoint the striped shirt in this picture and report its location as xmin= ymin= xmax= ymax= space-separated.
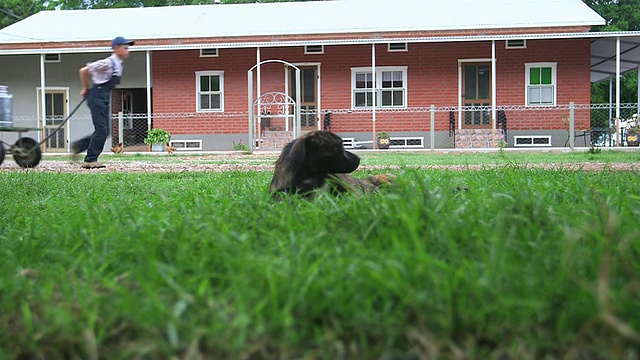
xmin=86 ymin=54 xmax=124 ymax=85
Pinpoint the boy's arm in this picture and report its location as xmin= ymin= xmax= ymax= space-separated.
xmin=79 ymin=66 xmax=91 ymax=97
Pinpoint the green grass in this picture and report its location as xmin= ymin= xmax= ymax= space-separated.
xmin=356 ymin=149 xmax=640 ymax=166
xmin=1 ymin=162 xmax=639 ymax=359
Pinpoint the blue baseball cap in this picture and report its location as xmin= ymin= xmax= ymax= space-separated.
xmin=112 ymin=36 xmax=134 ymax=48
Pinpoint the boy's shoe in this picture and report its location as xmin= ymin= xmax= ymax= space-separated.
xmin=81 ymin=161 xmax=106 ymax=169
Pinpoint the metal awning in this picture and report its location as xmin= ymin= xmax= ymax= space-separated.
xmin=591 ymin=35 xmax=640 ymax=83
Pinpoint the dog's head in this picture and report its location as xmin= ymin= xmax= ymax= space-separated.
xmin=270 ymin=130 xmax=360 ymax=198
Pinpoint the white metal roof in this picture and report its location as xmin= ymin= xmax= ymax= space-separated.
xmin=0 ymin=0 xmax=605 ymax=44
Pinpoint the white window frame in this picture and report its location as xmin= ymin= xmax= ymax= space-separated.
xmin=388 ymin=43 xmax=408 ymax=52
xmin=200 ymin=48 xmax=219 ymax=57
xmin=44 ymin=53 xmax=61 ymax=63
xmin=506 ymin=39 xmax=526 ymax=49
xmin=525 ymin=62 xmax=557 ymax=107
xmin=513 ymin=135 xmax=552 ymax=147
xmin=196 ymin=71 xmax=224 ymax=112
xmin=351 ymin=66 xmax=408 ymax=110
xmin=304 ymin=45 xmax=324 ymax=54
xmin=169 ymin=139 xmax=203 ymax=150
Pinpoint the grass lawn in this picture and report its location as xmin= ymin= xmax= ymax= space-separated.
xmin=1 ymin=153 xmax=639 ymax=359
xmin=39 ymin=147 xmax=640 ymax=167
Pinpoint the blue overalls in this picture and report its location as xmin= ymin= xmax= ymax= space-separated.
xmin=72 ymin=58 xmax=120 ymax=163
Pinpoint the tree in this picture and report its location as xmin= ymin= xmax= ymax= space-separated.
xmin=0 ymin=0 xmax=50 ymax=28
xmin=584 ymin=0 xmax=640 ymax=31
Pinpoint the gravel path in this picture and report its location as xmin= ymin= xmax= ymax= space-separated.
xmin=0 ymin=154 xmax=638 ymax=173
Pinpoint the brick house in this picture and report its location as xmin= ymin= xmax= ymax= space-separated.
xmin=1 ymin=0 xmax=635 ymax=151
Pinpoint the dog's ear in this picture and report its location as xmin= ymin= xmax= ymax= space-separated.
xmin=287 ymin=136 xmax=306 ymax=168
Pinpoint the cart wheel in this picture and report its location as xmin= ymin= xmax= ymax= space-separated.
xmin=12 ymin=138 xmax=42 ymax=168
xmin=0 ymin=145 xmax=5 ymax=165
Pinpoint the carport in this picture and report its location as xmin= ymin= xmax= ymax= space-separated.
xmin=590 ymin=32 xmax=640 ymax=144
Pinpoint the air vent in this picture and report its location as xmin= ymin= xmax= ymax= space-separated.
xmin=388 ymin=43 xmax=408 ymax=52
xmin=200 ymin=48 xmax=219 ymax=57
xmin=506 ymin=39 xmax=526 ymax=49
xmin=389 ymin=136 xmax=424 ymax=148
xmin=514 ymin=135 xmax=551 ymax=146
xmin=44 ymin=53 xmax=61 ymax=63
xmin=169 ymin=140 xmax=203 ymax=150
xmin=305 ymin=45 xmax=324 ymax=54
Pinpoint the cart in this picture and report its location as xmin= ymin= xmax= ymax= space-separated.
xmin=0 ymin=126 xmax=43 ymax=168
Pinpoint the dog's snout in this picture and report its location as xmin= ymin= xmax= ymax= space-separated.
xmin=342 ymin=150 xmax=360 ymax=172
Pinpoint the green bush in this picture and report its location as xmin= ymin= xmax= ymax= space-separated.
xmin=143 ymin=128 xmax=171 ymax=145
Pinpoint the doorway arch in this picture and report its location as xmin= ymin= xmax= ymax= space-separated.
xmin=248 ymin=60 xmax=301 ymax=151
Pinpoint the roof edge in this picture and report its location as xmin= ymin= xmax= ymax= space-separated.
xmin=2 ymin=30 xmax=639 ymax=56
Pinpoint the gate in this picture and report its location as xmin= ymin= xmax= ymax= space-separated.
xmin=248 ymin=60 xmax=301 ymax=151
xmin=252 ymin=92 xmax=296 ymax=149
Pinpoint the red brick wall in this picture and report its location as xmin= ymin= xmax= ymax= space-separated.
xmin=152 ymin=38 xmax=591 ymax=134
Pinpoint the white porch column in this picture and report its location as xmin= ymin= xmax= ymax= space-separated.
xmin=372 ymin=43 xmax=377 ymax=148
xmin=615 ymin=36 xmax=621 ymax=147
xmin=295 ymin=69 xmax=301 ymax=138
xmin=491 ymin=40 xmax=497 ymax=129
xmin=637 ymin=64 xmax=640 ymax=114
xmin=257 ymin=47 xmax=263 ymax=137
xmin=609 ymin=75 xmax=613 ymax=124
xmin=39 ymin=54 xmax=46 ymax=148
xmin=146 ymin=50 xmax=152 ymax=133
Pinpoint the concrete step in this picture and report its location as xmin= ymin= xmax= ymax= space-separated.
xmin=455 ymin=129 xmax=505 ymax=148
xmin=259 ymin=130 xmax=294 ymax=150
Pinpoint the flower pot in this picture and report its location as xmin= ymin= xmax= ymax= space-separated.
xmin=151 ymin=143 xmax=164 ymax=152
xmin=376 ymin=137 xmax=390 ymax=149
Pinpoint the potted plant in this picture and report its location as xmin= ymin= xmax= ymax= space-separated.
xmin=376 ymin=131 xmax=390 ymax=149
xmin=144 ymin=128 xmax=171 ymax=152
xmin=626 ymin=122 xmax=640 ymax=146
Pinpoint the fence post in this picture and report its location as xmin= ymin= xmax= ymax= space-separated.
xmin=430 ymin=105 xmax=435 ymax=150
xmin=118 ymin=112 xmax=124 ymax=146
xmin=569 ymin=102 xmax=575 ymax=150
xmin=248 ymin=70 xmax=254 ymax=152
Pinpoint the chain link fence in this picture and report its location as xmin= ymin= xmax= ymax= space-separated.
xmin=319 ymin=103 xmax=639 ymax=149
xmin=5 ymin=103 xmax=639 ymax=152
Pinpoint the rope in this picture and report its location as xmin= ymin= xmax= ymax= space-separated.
xmin=39 ymin=97 xmax=87 ymax=147
xmin=11 ymin=97 xmax=87 ymax=157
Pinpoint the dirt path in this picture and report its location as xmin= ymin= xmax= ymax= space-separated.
xmin=1 ymin=154 xmax=638 ymax=173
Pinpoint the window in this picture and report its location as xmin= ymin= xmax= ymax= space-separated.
xmin=196 ymin=71 xmax=224 ymax=112
xmin=506 ymin=39 xmax=526 ymax=49
xmin=44 ymin=53 xmax=61 ymax=63
xmin=305 ymin=45 xmax=324 ymax=54
xmin=526 ymin=63 xmax=556 ymax=106
xmin=351 ymin=67 xmax=407 ymax=109
xmin=200 ymin=48 xmax=218 ymax=57
xmin=388 ymin=43 xmax=408 ymax=52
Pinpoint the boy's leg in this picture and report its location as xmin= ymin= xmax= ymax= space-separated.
xmin=84 ymin=93 xmax=109 ymax=164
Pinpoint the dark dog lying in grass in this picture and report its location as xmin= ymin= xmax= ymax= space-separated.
xmin=269 ymin=130 xmax=395 ymax=200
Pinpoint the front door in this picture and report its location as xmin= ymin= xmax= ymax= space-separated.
xmin=462 ymin=63 xmax=491 ymax=128
xmin=38 ymin=90 xmax=67 ymax=152
xmin=289 ymin=66 xmax=318 ymax=131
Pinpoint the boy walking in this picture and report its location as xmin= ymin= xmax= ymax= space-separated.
xmin=71 ymin=36 xmax=133 ymax=168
